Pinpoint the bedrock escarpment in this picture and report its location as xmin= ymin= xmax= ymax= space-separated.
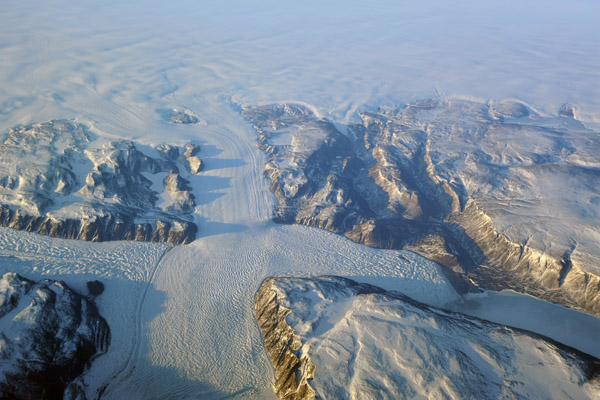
xmin=255 ymin=276 xmax=600 ymax=400
xmin=0 ymin=120 xmax=202 ymax=244
xmin=255 ymin=278 xmax=316 ymax=400
xmin=243 ymin=100 xmax=600 ymax=316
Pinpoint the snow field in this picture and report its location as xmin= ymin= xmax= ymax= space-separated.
xmin=0 ymin=227 xmax=169 ymax=397
xmin=104 ymin=223 xmax=460 ymax=399
xmin=0 ymin=1 xmax=599 ymax=398
xmin=1 ymin=0 xmax=600 ymax=136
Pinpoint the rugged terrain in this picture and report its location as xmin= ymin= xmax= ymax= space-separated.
xmin=0 ymin=272 xmax=110 ymax=399
xmin=256 ymin=276 xmax=600 ymax=400
xmin=0 ymin=120 xmax=202 ymax=244
xmin=243 ymin=101 xmax=600 ymax=316
xmin=1 ymin=2 xmax=599 ymax=399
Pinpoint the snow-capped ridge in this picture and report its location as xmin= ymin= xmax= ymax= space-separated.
xmin=256 ymin=276 xmax=600 ymax=400
xmin=0 ymin=120 xmax=204 ymax=244
xmin=0 ymin=272 xmax=110 ymax=399
xmin=243 ymin=99 xmax=600 ymax=316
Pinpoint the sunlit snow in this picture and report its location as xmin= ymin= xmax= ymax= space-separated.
xmin=1 ymin=0 xmax=599 ymax=398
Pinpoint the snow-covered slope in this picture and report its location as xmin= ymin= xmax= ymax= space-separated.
xmin=256 ymin=276 xmax=600 ymax=400
xmin=0 ymin=120 xmax=201 ymax=244
xmin=243 ymin=100 xmax=600 ymax=316
xmin=0 ymin=1 xmax=599 ymax=399
xmin=0 ymin=227 xmax=170 ymax=399
xmin=0 ymin=272 xmax=110 ymax=399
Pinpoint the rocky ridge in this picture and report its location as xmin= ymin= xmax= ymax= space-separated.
xmin=255 ymin=276 xmax=600 ymax=400
xmin=0 ymin=272 xmax=110 ymax=399
xmin=255 ymin=277 xmax=316 ymax=400
xmin=0 ymin=120 xmax=203 ymax=244
xmin=242 ymin=101 xmax=600 ymax=316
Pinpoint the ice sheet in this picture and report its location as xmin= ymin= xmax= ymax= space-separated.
xmin=1 ymin=0 xmax=599 ymax=138
xmin=1 ymin=0 xmax=599 ymax=398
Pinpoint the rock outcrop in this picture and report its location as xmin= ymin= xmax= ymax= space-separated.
xmin=243 ymin=101 xmax=600 ymax=316
xmin=255 ymin=276 xmax=600 ymax=399
xmin=255 ymin=278 xmax=316 ymax=400
xmin=0 ymin=272 xmax=110 ymax=400
xmin=184 ymin=143 xmax=204 ymax=174
xmin=0 ymin=120 xmax=201 ymax=244
xmin=161 ymin=108 xmax=200 ymax=124
xmin=163 ymin=172 xmax=196 ymax=213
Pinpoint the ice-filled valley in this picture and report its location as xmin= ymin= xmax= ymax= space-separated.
xmin=1 ymin=0 xmax=600 ymax=399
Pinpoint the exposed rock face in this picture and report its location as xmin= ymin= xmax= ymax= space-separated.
xmin=0 ymin=272 xmax=110 ymax=400
xmin=243 ymin=101 xmax=600 ymax=316
xmin=163 ymin=172 xmax=196 ymax=213
xmin=255 ymin=276 xmax=600 ymax=400
xmin=184 ymin=144 xmax=204 ymax=174
xmin=255 ymin=278 xmax=316 ymax=400
xmin=0 ymin=120 xmax=200 ymax=244
xmin=449 ymin=201 xmax=600 ymax=314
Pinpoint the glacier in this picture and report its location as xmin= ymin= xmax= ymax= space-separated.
xmin=0 ymin=0 xmax=599 ymax=398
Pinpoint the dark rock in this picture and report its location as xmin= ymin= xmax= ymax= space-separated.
xmin=0 ymin=272 xmax=110 ymax=400
xmin=86 ymin=280 xmax=104 ymax=297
